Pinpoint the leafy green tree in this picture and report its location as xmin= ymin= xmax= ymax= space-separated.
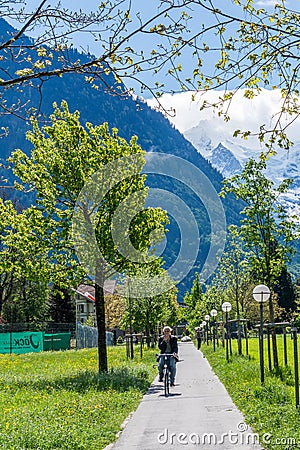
xmin=122 ymin=264 xmax=179 ymax=343
xmin=0 ymin=269 xmax=14 ymax=318
xmin=183 ymin=273 xmax=206 ymax=331
xmin=2 ymin=278 xmax=49 ymax=323
xmin=183 ymin=275 xmax=224 ymax=334
xmin=213 ymin=225 xmax=251 ymax=353
xmin=48 ymin=286 xmax=76 ymax=324
xmin=273 ymin=268 xmax=298 ymax=321
xmin=0 ymin=198 xmax=51 ymax=320
xmin=9 ymin=101 xmax=168 ymax=371
xmin=221 ymin=157 xmax=299 ymax=366
xmin=104 ymin=293 xmax=126 ymax=330
xmin=293 ymin=281 xmax=300 ymax=327
xmin=162 ymin=288 xmax=182 ymax=331
xmin=184 ymin=273 xmax=202 ymax=311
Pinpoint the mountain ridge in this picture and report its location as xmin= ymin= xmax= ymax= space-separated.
xmin=0 ymin=19 xmax=242 ymax=300
xmin=183 ymin=123 xmax=300 ymax=218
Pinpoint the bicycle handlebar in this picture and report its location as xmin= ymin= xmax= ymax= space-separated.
xmin=156 ymin=353 xmax=183 ymax=362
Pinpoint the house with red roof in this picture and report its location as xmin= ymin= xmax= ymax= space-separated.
xmin=74 ymin=280 xmax=116 ymax=324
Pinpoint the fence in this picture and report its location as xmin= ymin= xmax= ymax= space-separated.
xmin=0 ymin=322 xmax=115 ymax=354
xmin=0 ymin=322 xmax=76 ymax=335
xmin=76 ymin=323 xmax=114 ymax=349
xmin=125 ymin=333 xmax=158 ymax=359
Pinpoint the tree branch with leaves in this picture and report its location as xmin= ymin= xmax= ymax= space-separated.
xmin=1 ymin=1 xmax=300 ymax=149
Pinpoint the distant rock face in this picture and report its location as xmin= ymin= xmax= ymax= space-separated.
xmin=183 ymin=122 xmax=300 ymax=218
xmin=209 ymin=143 xmax=242 ymax=178
xmin=185 ymin=127 xmax=252 ymax=180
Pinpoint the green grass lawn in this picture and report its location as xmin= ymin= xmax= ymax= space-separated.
xmin=201 ymin=335 xmax=300 ymax=450
xmin=0 ymin=345 xmax=157 ymax=450
xmin=3 ymin=336 xmax=300 ymax=450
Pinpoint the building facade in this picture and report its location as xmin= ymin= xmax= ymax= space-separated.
xmin=75 ymin=281 xmax=116 ymax=325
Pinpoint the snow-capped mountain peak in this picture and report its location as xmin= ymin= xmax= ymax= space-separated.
xmin=206 ymin=143 xmax=242 ymax=178
xmin=147 ymin=89 xmax=300 ymax=216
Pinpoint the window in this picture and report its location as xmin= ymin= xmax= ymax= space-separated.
xmin=77 ymin=304 xmax=85 ymax=313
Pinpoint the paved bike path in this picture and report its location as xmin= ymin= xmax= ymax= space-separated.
xmin=109 ymin=342 xmax=263 ymax=450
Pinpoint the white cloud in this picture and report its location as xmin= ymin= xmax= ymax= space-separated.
xmin=256 ymin=0 xmax=278 ymax=6
xmin=147 ymin=88 xmax=300 ymax=150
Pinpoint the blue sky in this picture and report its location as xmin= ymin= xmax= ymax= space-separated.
xmin=7 ymin=0 xmax=300 ymax=100
xmin=16 ymin=1 xmax=299 ymax=95
xmin=7 ymin=0 xmax=281 ymax=95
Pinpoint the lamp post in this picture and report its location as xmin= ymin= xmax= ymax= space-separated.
xmin=201 ymin=321 xmax=207 ymax=344
xmin=210 ymin=309 xmax=218 ymax=352
xmin=253 ymin=284 xmax=270 ymax=384
xmin=205 ymin=314 xmax=210 ymax=344
xmin=222 ymin=302 xmax=232 ymax=362
xmin=127 ymin=278 xmax=134 ymax=359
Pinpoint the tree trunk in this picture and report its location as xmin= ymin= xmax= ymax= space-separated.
xmin=95 ymin=263 xmax=108 ymax=372
xmin=0 ymin=286 xmax=3 ymax=316
xmin=22 ymin=279 xmax=30 ymax=323
xmin=146 ymin=323 xmax=150 ymax=348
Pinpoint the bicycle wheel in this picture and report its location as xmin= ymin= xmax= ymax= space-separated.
xmin=164 ymin=369 xmax=169 ymax=397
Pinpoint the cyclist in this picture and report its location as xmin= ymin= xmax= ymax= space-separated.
xmin=158 ymin=326 xmax=178 ymax=387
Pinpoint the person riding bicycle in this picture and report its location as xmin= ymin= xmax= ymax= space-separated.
xmin=158 ymin=326 xmax=178 ymax=387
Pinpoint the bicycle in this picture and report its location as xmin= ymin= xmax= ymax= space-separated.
xmin=156 ymin=353 xmax=176 ymax=397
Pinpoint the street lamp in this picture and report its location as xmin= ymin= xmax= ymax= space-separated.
xmin=204 ymin=314 xmax=210 ymax=344
xmin=222 ymin=302 xmax=232 ymax=362
xmin=201 ymin=320 xmax=207 ymax=344
xmin=210 ymin=309 xmax=218 ymax=351
xmin=253 ymin=284 xmax=270 ymax=384
xmin=127 ymin=277 xmax=134 ymax=359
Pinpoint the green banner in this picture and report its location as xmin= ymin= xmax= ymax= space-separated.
xmin=0 ymin=331 xmax=43 ymax=354
xmin=43 ymin=333 xmax=71 ymax=351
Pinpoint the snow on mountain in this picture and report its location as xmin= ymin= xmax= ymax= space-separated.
xmin=185 ymin=122 xmax=300 ymax=216
xmin=208 ymin=143 xmax=243 ymax=178
xmin=147 ymin=90 xmax=300 ymax=217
